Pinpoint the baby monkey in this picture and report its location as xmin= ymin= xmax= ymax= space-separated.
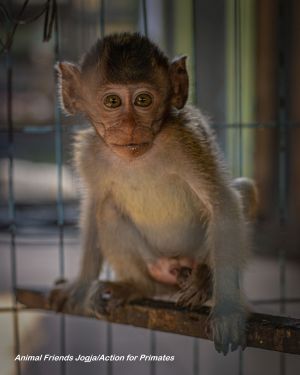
xmin=49 ymin=33 xmax=257 ymax=355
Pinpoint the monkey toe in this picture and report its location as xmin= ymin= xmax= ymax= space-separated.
xmin=176 ymin=283 xmax=211 ymax=309
xmin=176 ymin=267 xmax=192 ymax=288
xmin=93 ymin=281 xmax=135 ymax=316
xmin=176 ymin=264 xmax=212 ymax=308
xmin=176 ymin=287 xmax=199 ymax=308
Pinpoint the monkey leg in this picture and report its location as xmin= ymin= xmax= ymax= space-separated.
xmin=48 ymin=278 xmax=146 ymax=317
xmin=176 ymin=263 xmax=213 ymax=308
xmin=84 ymin=279 xmax=148 ymax=317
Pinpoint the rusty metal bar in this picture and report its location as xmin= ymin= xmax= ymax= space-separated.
xmin=16 ymin=287 xmax=300 ymax=355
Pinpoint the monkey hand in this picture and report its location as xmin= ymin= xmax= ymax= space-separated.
xmin=48 ymin=279 xmax=91 ymax=315
xmin=210 ymin=302 xmax=248 ymax=355
xmin=86 ymin=280 xmax=145 ymax=317
xmin=176 ymin=264 xmax=212 ymax=308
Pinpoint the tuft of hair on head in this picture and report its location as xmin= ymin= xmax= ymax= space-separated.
xmin=80 ymin=32 xmax=170 ymax=84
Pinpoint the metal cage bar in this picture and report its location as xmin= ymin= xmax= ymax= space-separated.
xmin=53 ymin=4 xmax=67 ymax=375
xmin=0 ymin=1 xmax=299 ymax=375
xmin=6 ymin=35 xmax=21 ymax=375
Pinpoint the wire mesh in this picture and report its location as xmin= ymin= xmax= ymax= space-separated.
xmin=0 ymin=1 xmax=299 ymax=375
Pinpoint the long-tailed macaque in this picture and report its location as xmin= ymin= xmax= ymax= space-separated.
xmin=49 ymin=33 xmax=258 ymax=355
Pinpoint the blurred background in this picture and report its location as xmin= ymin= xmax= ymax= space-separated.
xmin=0 ymin=0 xmax=300 ymax=374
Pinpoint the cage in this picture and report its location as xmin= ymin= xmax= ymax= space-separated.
xmin=0 ymin=0 xmax=300 ymax=375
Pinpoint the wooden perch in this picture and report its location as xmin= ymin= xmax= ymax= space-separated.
xmin=16 ymin=287 xmax=300 ymax=355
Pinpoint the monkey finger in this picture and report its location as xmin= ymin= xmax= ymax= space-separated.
xmin=230 ymin=327 xmax=243 ymax=352
xmin=96 ymin=281 xmax=134 ymax=315
xmin=212 ymin=311 xmax=247 ymax=355
xmin=212 ymin=319 xmax=224 ymax=353
xmin=235 ymin=318 xmax=247 ymax=351
xmin=213 ymin=319 xmax=230 ymax=356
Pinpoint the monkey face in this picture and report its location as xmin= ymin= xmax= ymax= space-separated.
xmin=90 ymin=83 xmax=169 ymax=160
xmin=56 ymin=34 xmax=189 ymax=161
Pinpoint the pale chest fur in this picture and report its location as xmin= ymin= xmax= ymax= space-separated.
xmin=97 ymin=153 xmax=207 ymax=257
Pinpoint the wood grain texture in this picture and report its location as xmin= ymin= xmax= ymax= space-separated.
xmin=16 ymin=287 xmax=300 ymax=355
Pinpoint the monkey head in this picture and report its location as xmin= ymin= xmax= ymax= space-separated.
xmin=56 ymin=33 xmax=189 ymax=160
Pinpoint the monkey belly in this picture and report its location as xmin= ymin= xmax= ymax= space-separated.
xmin=137 ymin=219 xmax=206 ymax=258
xmin=108 ymin=174 xmax=208 ymax=258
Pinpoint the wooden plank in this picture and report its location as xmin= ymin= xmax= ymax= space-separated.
xmin=16 ymin=287 xmax=300 ymax=355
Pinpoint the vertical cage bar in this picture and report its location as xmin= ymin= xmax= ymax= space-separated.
xmin=226 ymin=0 xmax=238 ymax=175
xmin=193 ymin=339 xmax=199 ymax=375
xmin=192 ymin=0 xmax=200 ymax=107
xmin=141 ymin=0 xmax=148 ymax=36
xmin=100 ymin=0 xmax=105 ymax=38
xmin=150 ymin=330 xmax=156 ymax=375
xmin=98 ymin=4 xmax=113 ymax=374
xmin=106 ymin=325 xmax=113 ymax=375
xmin=234 ymin=0 xmax=243 ymax=177
xmin=192 ymin=1 xmax=200 ymax=373
xmin=277 ymin=0 xmax=288 ymax=374
xmin=6 ymin=43 xmax=21 ymax=375
xmin=140 ymin=3 xmax=156 ymax=375
xmin=191 ymin=4 xmax=200 ymax=375
xmin=54 ymin=4 xmax=66 ymax=375
xmin=234 ymin=0 xmax=244 ymax=373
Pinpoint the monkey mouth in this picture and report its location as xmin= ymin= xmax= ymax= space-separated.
xmin=112 ymin=142 xmax=150 ymax=151
xmin=110 ymin=142 xmax=152 ymax=158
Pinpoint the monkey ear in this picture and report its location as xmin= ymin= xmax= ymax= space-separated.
xmin=55 ymin=62 xmax=83 ymax=115
xmin=170 ymin=56 xmax=189 ymax=109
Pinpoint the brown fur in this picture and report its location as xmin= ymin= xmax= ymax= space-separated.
xmin=49 ymin=33 xmax=258 ymax=355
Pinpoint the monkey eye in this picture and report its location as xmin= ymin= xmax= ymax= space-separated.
xmin=134 ymin=93 xmax=153 ymax=107
xmin=104 ymin=94 xmax=122 ymax=108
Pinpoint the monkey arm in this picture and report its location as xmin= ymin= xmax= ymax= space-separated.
xmin=165 ymin=118 xmax=248 ymax=355
xmin=78 ymin=196 xmax=103 ymax=282
xmin=72 ymin=129 xmax=106 ymax=281
xmin=205 ymin=186 xmax=247 ymax=298
xmin=184 ymin=175 xmax=248 ymax=354
xmin=48 ymin=195 xmax=103 ymax=313
xmin=206 ymin=188 xmax=248 ymax=354
xmin=163 ymin=116 xmax=247 ymax=302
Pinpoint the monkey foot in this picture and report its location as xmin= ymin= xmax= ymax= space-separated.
xmin=176 ymin=264 xmax=212 ymax=308
xmin=87 ymin=281 xmax=145 ymax=318
xmin=48 ymin=280 xmax=90 ymax=314
xmin=48 ymin=279 xmax=145 ymax=318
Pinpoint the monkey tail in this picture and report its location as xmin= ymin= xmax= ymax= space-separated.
xmin=232 ymin=177 xmax=259 ymax=221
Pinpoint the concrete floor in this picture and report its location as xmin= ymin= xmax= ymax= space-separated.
xmin=0 ymin=230 xmax=300 ymax=375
